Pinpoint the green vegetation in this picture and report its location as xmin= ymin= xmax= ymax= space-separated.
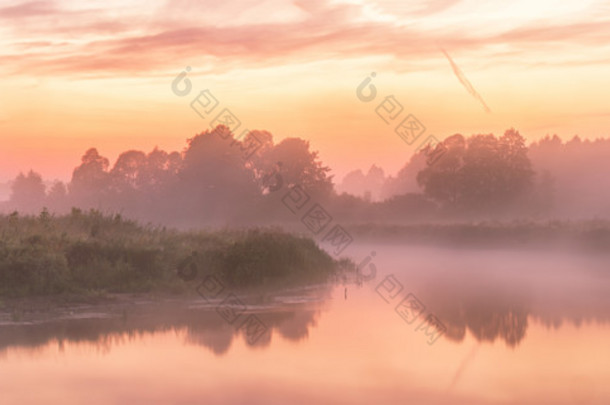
xmin=214 ymin=231 xmax=337 ymax=288
xmin=0 ymin=209 xmax=348 ymax=297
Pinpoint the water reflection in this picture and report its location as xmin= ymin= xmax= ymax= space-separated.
xmin=2 ymin=245 xmax=610 ymax=356
xmin=350 ymin=244 xmax=610 ymax=348
xmin=2 ymin=247 xmax=609 ymax=405
xmin=436 ymin=281 xmax=610 ymax=347
xmin=2 ymin=278 xmax=610 ymax=354
xmin=0 ymin=287 xmax=329 ymax=356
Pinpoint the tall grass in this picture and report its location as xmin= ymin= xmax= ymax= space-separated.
xmin=0 ymin=209 xmax=345 ymax=297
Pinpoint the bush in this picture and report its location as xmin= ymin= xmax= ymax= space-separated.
xmin=217 ymin=230 xmax=335 ymax=288
xmin=0 ymin=210 xmax=346 ymax=297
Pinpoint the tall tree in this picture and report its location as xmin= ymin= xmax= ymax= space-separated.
xmin=69 ymin=148 xmax=111 ymax=208
xmin=9 ymin=170 xmax=46 ymax=213
xmin=417 ymin=134 xmax=466 ymax=207
xmin=175 ymin=126 xmax=260 ymax=225
xmin=417 ymin=130 xmax=534 ymax=214
xmin=110 ymin=150 xmax=147 ymax=193
xmin=260 ymin=137 xmax=333 ymax=199
xmin=46 ymin=181 xmax=68 ymax=212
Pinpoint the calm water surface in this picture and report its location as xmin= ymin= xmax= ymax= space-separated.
xmin=1 ymin=244 xmax=609 ymax=404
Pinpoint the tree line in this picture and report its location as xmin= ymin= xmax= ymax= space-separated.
xmin=5 ymin=126 xmax=609 ymax=225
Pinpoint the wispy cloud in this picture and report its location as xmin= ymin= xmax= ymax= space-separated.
xmin=410 ymin=0 xmax=462 ymax=16
xmin=1 ymin=0 xmax=610 ymax=78
xmin=0 ymin=1 xmax=57 ymax=18
xmin=441 ymin=48 xmax=491 ymax=113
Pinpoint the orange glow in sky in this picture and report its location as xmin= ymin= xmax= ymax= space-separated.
xmin=2 ymin=0 xmax=610 ymax=181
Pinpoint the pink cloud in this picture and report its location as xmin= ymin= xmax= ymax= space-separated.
xmin=0 ymin=1 xmax=57 ymax=18
xmin=1 ymin=0 xmax=610 ymax=77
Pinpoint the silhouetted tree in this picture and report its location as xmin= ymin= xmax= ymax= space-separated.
xmin=260 ymin=137 xmax=333 ymax=200
xmin=174 ymin=126 xmax=260 ymax=225
xmin=46 ymin=181 xmax=68 ymax=212
xmin=110 ymin=150 xmax=147 ymax=192
xmin=529 ymin=135 xmax=610 ymax=218
xmin=138 ymin=148 xmax=182 ymax=194
xmin=69 ymin=148 xmax=111 ymax=208
xmin=417 ymin=129 xmax=534 ymax=214
xmin=9 ymin=170 xmax=46 ymax=213
xmin=416 ymin=134 xmax=466 ymax=207
xmin=338 ymin=165 xmax=386 ymax=202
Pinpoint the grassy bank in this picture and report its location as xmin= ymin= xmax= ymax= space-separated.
xmin=0 ymin=209 xmax=350 ymax=297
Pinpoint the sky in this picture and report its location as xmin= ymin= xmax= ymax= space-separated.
xmin=2 ymin=0 xmax=610 ymax=182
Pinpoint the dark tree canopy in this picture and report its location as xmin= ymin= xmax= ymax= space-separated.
xmin=417 ymin=129 xmax=534 ymax=213
xmin=5 ymin=126 xmax=607 ymax=224
xmin=4 ymin=126 xmax=335 ymax=226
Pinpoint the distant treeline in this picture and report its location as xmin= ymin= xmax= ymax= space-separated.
xmin=339 ymin=132 xmax=610 ymax=220
xmin=0 ymin=209 xmax=347 ymax=297
xmin=347 ymin=221 xmax=610 ymax=252
xmin=3 ymin=126 xmax=610 ymax=225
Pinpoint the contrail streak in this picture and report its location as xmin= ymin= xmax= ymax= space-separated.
xmin=447 ymin=343 xmax=480 ymax=391
xmin=441 ymin=49 xmax=491 ymax=113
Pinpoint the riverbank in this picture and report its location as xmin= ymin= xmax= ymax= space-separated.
xmin=0 ymin=210 xmax=352 ymax=298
